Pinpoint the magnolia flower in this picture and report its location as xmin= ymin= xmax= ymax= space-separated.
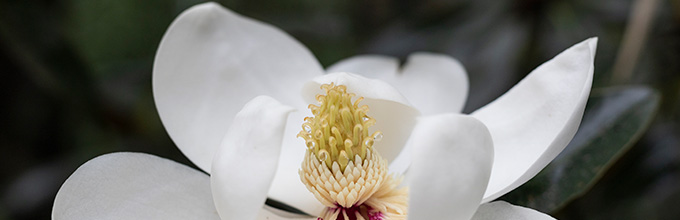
xmin=52 ymin=2 xmax=597 ymax=220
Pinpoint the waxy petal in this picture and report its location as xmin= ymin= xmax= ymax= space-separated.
xmin=471 ymin=201 xmax=556 ymax=220
xmin=408 ymin=114 xmax=494 ymax=220
xmin=326 ymin=55 xmax=399 ymax=80
xmin=268 ymin=111 xmax=326 ymax=215
xmin=397 ymin=53 xmax=469 ymax=114
xmin=327 ymin=53 xmax=469 ymax=114
xmin=52 ymin=152 xmax=220 ymax=220
xmin=472 ymin=38 xmax=598 ymax=202
xmin=211 ymin=96 xmax=294 ymax=220
xmin=153 ymin=2 xmax=324 ymax=173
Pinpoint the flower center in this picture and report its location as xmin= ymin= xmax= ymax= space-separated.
xmin=298 ymin=83 xmax=407 ymax=220
xmin=297 ymin=83 xmax=383 ymax=171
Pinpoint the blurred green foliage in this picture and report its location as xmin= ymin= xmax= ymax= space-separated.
xmin=67 ymin=0 xmax=172 ymax=77
xmin=502 ymin=86 xmax=660 ymax=213
xmin=1 ymin=0 xmax=679 ymax=219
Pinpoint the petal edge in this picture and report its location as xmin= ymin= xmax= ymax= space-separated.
xmin=211 ymin=96 xmax=294 ymax=220
xmin=408 ymin=114 xmax=494 ymax=220
xmin=471 ymin=201 xmax=556 ymax=220
xmin=53 ymin=152 xmax=220 ymax=220
xmin=473 ymin=38 xmax=597 ymax=202
xmin=153 ymin=2 xmax=323 ymax=173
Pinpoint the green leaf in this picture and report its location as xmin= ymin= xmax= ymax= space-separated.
xmin=499 ymin=86 xmax=660 ymax=213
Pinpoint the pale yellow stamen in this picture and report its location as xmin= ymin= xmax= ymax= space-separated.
xmin=298 ymin=83 xmax=408 ymax=220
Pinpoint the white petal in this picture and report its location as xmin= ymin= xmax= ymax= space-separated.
xmin=52 ymin=152 xmax=220 ymax=220
xmin=153 ymin=2 xmax=324 ymax=173
xmin=408 ymin=114 xmax=494 ymax=220
xmin=211 ymin=96 xmax=294 ymax=220
xmin=327 ymin=53 xmax=469 ymax=114
xmin=302 ymin=72 xmax=420 ymax=163
xmin=396 ymin=53 xmax=469 ymax=114
xmin=326 ymin=55 xmax=400 ymax=81
xmin=268 ymin=110 xmax=326 ymax=215
xmin=472 ymin=38 xmax=598 ymax=202
xmin=471 ymin=201 xmax=555 ymax=220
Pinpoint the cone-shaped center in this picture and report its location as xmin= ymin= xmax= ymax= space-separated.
xmin=299 ymin=83 xmax=408 ymax=220
xmin=297 ymin=83 xmax=382 ymax=171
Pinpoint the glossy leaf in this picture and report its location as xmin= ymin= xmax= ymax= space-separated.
xmin=499 ymin=86 xmax=660 ymax=213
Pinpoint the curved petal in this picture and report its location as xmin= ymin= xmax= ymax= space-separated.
xmin=211 ymin=96 xmax=294 ymax=219
xmin=153 ymin=2 xmax=324 ymax=173
xmin=326 ymin=55 xmax=400 ymax=80
xmin=301 ymin=72 xmax=420 ymax=163
xmin=408 ymin=114 xmax=494 ymax=220
xmin=327 ymin=52 xmax=469 ymax=114
xmin=471 ymin=201 xmax=555 ymax=220
xmin=52 ymin=152 xmax=220 ymax=220
xmin=397 ymin=53 xmax=469 ymax=114
xmin=268 ymin=110 xmax=326 ymax=215
xmin=472 ymin=38 xmax=598 ymax=202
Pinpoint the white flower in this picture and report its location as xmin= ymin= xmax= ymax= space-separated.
xmin=52 ymin=2 xmax=597 ymax=220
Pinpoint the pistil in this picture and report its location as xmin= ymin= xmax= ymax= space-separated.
xmin=298 ymin=83 xmax=408 ymax=220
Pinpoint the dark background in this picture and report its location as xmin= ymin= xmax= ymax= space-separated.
xmin=1 ymin=0 xmax=679 ymax=219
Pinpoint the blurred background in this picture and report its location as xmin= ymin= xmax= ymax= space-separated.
xmin=1 ymin=0 xmax=678 ymax=219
